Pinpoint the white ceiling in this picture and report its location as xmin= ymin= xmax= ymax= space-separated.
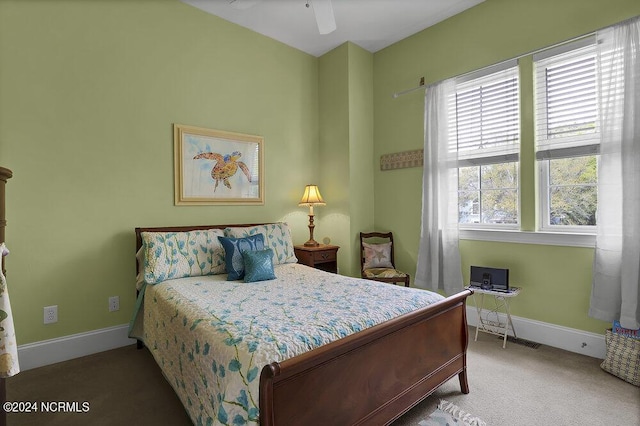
xmin=181 ymin=0 xmax=485 ymax=57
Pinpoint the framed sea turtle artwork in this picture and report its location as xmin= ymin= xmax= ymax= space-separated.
xmin=174 ymin=124 xmax=264 ymax=205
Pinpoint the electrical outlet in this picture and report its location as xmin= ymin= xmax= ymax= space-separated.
xmin=108 ymin=296 xmax=120 ymax=312
xmin=44 ymin=305 xmax=58 ymax=324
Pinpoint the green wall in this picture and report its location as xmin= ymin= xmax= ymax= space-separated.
xmin=1 ymin=0 xmax=637 ymax=347
xmin=347 ymin=44 xmax=375 ymax=275
xmin=373 ymin=0 xmax=640 ymax=334
xmin=318 ymin=45 xmax=351 ymax=273
xmin=0 ymin=0 xmax=320 ymax=344
xmin=318 ymin=43 xmax=374 ymax=276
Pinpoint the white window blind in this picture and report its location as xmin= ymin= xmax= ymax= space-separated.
xmin=450 ymin=60 xmax=520 ymax=166
xmin=535 ymin=38 xmax=599 ymax=230
xmin=534 ymin=38 xmax=600 ymax=159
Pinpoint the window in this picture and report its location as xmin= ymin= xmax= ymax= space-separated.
xmin=451 ymin=61 xmax=520 ymax=227
xmin=534 ymin=38 xmax=599 ymax=232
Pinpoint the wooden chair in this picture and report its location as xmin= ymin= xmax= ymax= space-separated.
xmin=359 ymin=232 xmax=410 ymax=287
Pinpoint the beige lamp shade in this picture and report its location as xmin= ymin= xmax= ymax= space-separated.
xmin=298 ymin=184 xmax=326 ymax=206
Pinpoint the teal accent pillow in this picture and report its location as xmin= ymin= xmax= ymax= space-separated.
xmin=218 ymin=234 xmax=265 ymax=280
xmin=224 ymin=223 xmax=298 ymax=265
xmin=242 ymin=248 xmax=276 ymax=283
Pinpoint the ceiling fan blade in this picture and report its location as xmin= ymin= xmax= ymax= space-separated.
xmin=309 ymin=0 xmax=336 ymax=35
xmin=228 ymin=0 xmax=262 ymax=10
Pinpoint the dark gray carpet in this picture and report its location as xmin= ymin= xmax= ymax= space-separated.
xmin=6 ymin=345 xmax=190 ymax=426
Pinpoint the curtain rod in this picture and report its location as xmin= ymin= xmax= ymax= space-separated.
xmin=391 ymin=31 xmax=596 ymax=99
xmin=392 ymin=76 xmax=425 ymax=98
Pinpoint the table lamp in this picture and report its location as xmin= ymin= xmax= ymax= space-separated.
xmin=298 ymin=184 xmax=325 ymax=247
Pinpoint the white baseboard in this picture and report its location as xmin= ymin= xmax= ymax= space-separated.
xmin=17 ymin=324 xmax=136 ymax=371
xmin=15 ymin=311 xmax=606 ymax=372
xmin=466 ymin=306 xmax=606 ymax=359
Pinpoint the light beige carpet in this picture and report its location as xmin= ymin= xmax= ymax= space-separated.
xmin=6 ymin=328 xmax=639 ymax=425
xmin=393 ymin=330 xmax=640 ymax=426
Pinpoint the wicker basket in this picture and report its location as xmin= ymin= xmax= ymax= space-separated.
xmin=600 ymin=329 xmax=640 ymax=387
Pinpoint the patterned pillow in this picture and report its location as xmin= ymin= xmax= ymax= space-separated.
xmin=218 ymin=234 xmax=265 ymax=280
xmin=224 ymin=223 xmax=297 ymax=265
xmin=141 ymin=229 xmax=226 ymax=284
xmin=363 ymin=242 xmax=394 ymax=269
xmin=242 ymin=248 xmax=276 ymax=283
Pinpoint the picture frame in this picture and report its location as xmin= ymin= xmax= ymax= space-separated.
xmin=174 ymin=124 xmax=264 ymax=205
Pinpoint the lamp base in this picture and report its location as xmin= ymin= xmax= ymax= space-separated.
xmin=305 ymin=214 xmax=319 ymax=247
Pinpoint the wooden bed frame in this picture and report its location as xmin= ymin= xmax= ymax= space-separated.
xmin=135 ymin=224 xmax=472 ymax=426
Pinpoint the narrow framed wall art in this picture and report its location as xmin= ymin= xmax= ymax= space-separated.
xmin=174 ymin=124 xmax=264 ymax=205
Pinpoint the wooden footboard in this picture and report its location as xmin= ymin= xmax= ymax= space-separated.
xmin=259 ymin=289 xmax=471 ymax=426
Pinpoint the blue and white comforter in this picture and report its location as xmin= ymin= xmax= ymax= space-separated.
xmin=138 ymin=263 xmax=444 ymax=425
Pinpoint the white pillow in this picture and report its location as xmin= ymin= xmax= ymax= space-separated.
xmin=224 ymin=222 xmax=297 ymax=265
xmin=363 ymin=242 xmax=394 ymax=269
xmin=141 ymin=229 xmax=226 ymax=284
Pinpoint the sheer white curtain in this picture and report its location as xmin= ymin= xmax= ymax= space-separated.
xmin=589 ymin=16 xmax=640 ymax=329
xmin=415 ymin=79 xmax=463 ymax=295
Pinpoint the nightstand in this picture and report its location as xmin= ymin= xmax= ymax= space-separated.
xmin=294 ymin=245 xmax=340 ymax=274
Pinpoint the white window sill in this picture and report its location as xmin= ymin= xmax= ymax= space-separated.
xmin=459 ymin=229 xmax=596 ymax=248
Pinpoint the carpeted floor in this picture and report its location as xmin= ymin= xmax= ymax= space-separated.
xmin=6 ymin=327 xmax=640 ymax=425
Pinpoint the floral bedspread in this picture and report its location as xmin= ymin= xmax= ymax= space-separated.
xmin=140 ymin=263 xmax=444 ymax=426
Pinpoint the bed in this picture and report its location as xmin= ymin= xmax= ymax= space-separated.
xmin=130 ymin=223 xmax=472 ymax=426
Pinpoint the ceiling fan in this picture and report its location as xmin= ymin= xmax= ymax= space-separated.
xmin=228 ymin=0 xmax=336 ymax=34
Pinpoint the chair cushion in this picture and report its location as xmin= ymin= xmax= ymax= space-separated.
xmin=362 ymin=242 xmax=394 ymax=269
xmin=363 ymin=268 xmax=408 ymax=279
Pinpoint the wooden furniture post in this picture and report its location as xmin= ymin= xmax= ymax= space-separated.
xmin=0 ymin=166 xmax=12 ymax=426
xmin=0 ymin=167 xmax=12 ymax=275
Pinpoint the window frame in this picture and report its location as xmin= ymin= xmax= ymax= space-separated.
xmin=452 ymin=60 xmax=521 ymax=230
xmin=537 ymin=157 xmax=598 ymax=233
xmin=458 ymin=162 xmax=521 ymax=231
xmin=441 ymin=35 xmax=603 ymax=247
xmin=534 ymin=37 xmax=599 ymax=234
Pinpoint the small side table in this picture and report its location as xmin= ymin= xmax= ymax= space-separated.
xmin=294 ymin=244 xmax=340 ymax=274
xmin=467 ymin=286 xmax=521 ymax=348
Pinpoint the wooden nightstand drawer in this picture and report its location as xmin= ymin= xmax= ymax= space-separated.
xmin=313 ymin=250 xmax=336 ymax=262
xmin=295 ymin=250 xmax=313 ymax=264
xmin=294 ymin=244 xmax=340 ymax=274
